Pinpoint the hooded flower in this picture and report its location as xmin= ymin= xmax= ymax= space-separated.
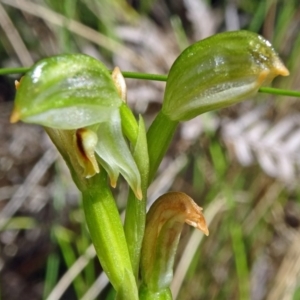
xmin=140 ymin=192 xmax=208 ymax=296
xmin=11 ymin=54 xmax=142 ymax=199
xmin=162 ymin=30 xmax=289 ymax=121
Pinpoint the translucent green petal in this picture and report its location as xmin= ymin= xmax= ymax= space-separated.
xmin=13 ymin=54 xmax=122 ymax=129
xmin=94 ymin=110 xmax=142 ymax=199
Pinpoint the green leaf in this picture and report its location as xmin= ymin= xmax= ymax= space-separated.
xmin=162 ymin=30 xmax=289 ymax=121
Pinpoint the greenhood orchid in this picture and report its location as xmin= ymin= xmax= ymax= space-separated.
xmin=8 ymin=29 xmax=291 ymax=300
xmin=11 ymin=54 xmax=142 ymax=199
xmin=162 ymin=30 xmax=289 ymax=121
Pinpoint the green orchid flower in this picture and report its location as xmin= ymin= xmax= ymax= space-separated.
xmin=162 ymin=30 xmax=289 ymax=121
xmin=11 ymin=54 xmax=142 ymax=199
xmin=140 ymin=192 xmax=208 ymax=299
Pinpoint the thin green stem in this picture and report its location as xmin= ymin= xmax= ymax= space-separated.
xmin=0 ymin=67 xmax=29 ymax=75
xmin=1 ymin=66 xmax=300 ymax=98
xmin=0 ymin=66 xmax=168 ymax=81
xmin=122 ymin=71 xmax=168 ymax=82
xmin=259 ymin=86 xmax=300 ymax=97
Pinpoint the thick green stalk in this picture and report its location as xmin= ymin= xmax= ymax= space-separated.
xmin=147 ymin=111 xmax=179 ymax=183
xmin=124 ymin=118 xmax=149 ymax=279
xmin=139 ymin=285 xmax=172 ymax=300
xmin=81 ymin=172 xmax=138 ymax=300
xmin=124 ymin=190 xmax=147 ymax=279
xmin=123 ymin=111 xmax=178 ymax=282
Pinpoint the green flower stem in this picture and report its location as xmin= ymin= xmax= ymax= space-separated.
xmin=121 ymin=71 xmax=168 ymax=82
xmin=124 ymin=118 xmax=149 ymax=279
xmin=139 ymin=285 xmax=172 ymax=300
xmin=120 ymin=103 xmax=139 ymax=146
xmin=124 ymin=190 xmax=147 ymax=279
xmin=2 ymin=66 xmax=300 ymax=98
xmin=147 ymin=111 xmax=179 ymax=183
xmin=0 ymin=67 xmax=168 ymax=81
xmin=82 ymin=171 xmax=138 ymax=299
xmin=259 ymin=86 xmax=300 ymax=97
xmin=0 ymin=67 xmax=29 ymax=75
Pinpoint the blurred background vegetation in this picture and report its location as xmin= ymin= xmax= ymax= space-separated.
xmin=1 ymin=0 xmax=300 ymax=299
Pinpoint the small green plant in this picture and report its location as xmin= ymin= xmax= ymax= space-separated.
xmin=7 ymin=30 xmax=295 ymax=299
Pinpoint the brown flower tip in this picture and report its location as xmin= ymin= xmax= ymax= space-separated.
xmin=75 ymin=128 xmax=99 ymax=178
xmin=15 ymin=80 xmax=20 ymax=90
xmin=140 ymin=191 xmax=208 ymax=291
xmin=10 ymin=108 xmax=21 ymax=123
xmin=273 ymin=58 xmax=290 ymax=77
xmin=111 ymin=67 xmax=127 ymax=102
xmin=147 ymin=191 xmax=209 ymax=236
xmin=14 ymin=77 xmax=24 ymax=90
